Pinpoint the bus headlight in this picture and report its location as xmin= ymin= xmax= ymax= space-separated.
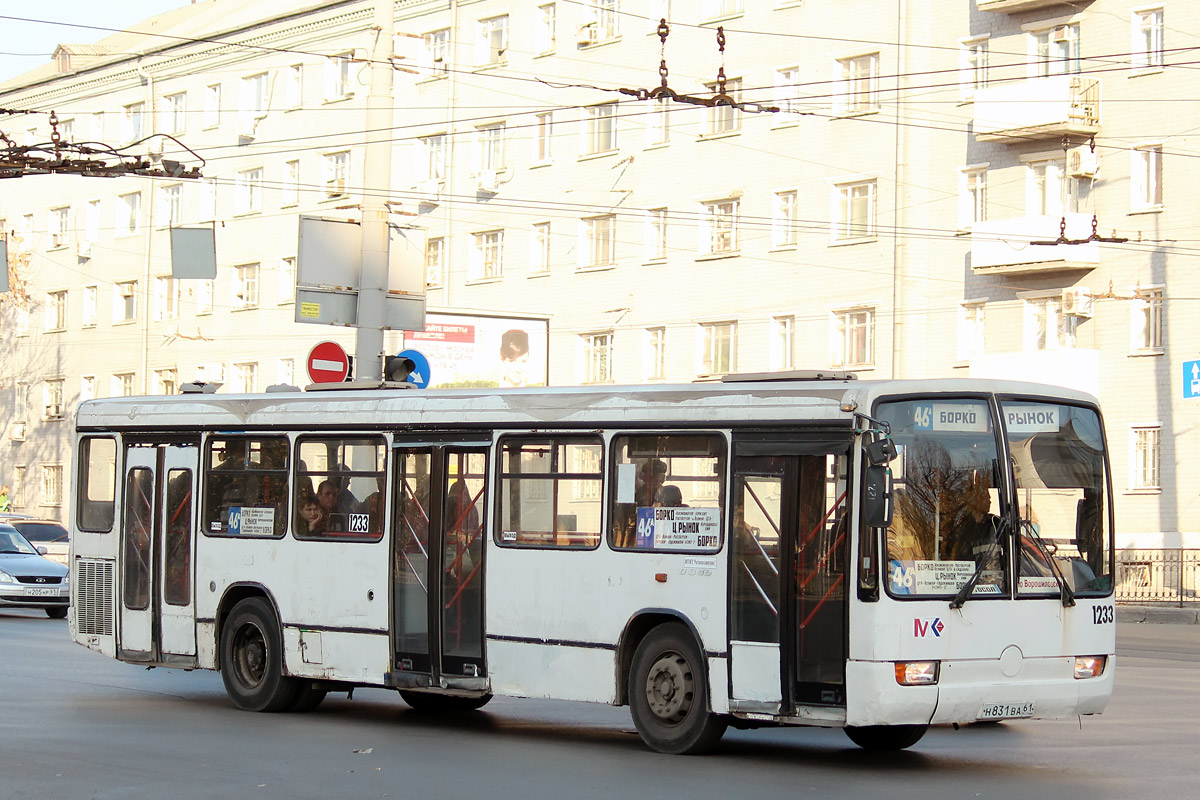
xmin=1074 ymin=655 xmax=1106 ymax=679
xmin=894 ymin=660 xmax=939 ymax=686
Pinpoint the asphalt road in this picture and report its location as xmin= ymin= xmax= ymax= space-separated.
xmin=2 ymin=611 xmax=1198 ymax=800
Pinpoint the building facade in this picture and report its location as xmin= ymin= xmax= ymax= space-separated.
xmin=0 ymin=0 xmax=1195 ymax=548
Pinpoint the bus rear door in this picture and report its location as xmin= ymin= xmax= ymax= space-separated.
xmin=118 ymin=442 xmax=199 ymax=664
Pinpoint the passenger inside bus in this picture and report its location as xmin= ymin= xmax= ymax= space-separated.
xmin=298 ymin=493 xmax=328 ymax=535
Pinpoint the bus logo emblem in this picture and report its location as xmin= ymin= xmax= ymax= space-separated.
xmin=914 ymin=618 xmax=944 ymax=638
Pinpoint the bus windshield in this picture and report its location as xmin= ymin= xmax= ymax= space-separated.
xmin=1002 ymin=401 xmax=1111 ymax=596
xmin=877 ymin=398 xmax=1008 ymax=599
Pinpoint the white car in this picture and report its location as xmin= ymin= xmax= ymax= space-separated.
xmin=8 ymin=519 xmax=69 ymax=566
xmin=0 ymin=523 xmax=70 ymax=618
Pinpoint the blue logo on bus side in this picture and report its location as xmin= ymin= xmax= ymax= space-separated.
xmin=913 ymin=403 xmax=934 ymax=430
xmin=228 ymin=507 xmax=242 ymax=535
xmin=889 ymin=560 xmax=914 ymax=595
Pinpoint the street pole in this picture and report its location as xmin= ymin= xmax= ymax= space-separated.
xmin=355 ymin=0 xmax=394 ymax=381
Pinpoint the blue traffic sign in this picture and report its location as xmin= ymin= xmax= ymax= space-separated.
xmin=1185 ymin=360 xmax=1200 ymax=399
xmin=398 ymin=349 xmax=431 ymax=389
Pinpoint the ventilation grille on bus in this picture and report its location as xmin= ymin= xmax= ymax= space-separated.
xmin=76 ymin=559 xmax=114 ymax=637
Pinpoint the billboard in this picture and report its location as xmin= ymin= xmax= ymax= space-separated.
xmin=402 ymin=312 xmax=549 ymax=388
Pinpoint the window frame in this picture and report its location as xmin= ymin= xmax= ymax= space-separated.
xmin=202 ymin=435 xmax=291 ymax=538
xmin=831 ymin=307 xmax=875 ymax=368
xmin=834 ymin=52 xmax=880 ymax=115
xmin=698 ymin=320 xmax=737 ymax=376
xmin=495 ymin=434 xmax=605 ymax=550
xmin=77 ymin=436 xmax=117 ymax=532
xmin=581 ymin=331 xmax=614 ymax=384
xmin=1129 ymin=424 xmax=1161 ymax=492
xmin=1131 ymin=144 xmax=1163 ymax=211
xmin=470 ymin=229 xmax=504 ymax=281
xmin=293 ymin=434 xmax=388 ymax=542
xmin=832 ymin=179 xmax=877 ymax=243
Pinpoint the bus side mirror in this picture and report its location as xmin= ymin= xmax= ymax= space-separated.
xmin=864 ymin=465 xmax=893 ymax=528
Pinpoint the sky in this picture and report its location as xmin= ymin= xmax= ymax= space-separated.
xmin=0 ymin=3 xmax=192 ymax=83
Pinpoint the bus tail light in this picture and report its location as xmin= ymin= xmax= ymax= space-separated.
xmin=1074 ymin=655 xmax=1106 ymax=679
xmin=894 ymin=660 xmax=939 ymax=686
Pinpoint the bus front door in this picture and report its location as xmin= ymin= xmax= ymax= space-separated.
xmin=118 ymin=443 xmax=199 ymax=664
xmin=391 ymin=444 xmax=488 ymax=689
xmin=730 ymin=447 xmax=849 ymax=713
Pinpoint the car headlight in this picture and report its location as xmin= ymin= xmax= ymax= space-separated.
xmin=0 ymin=568 xmax=16 ymax=585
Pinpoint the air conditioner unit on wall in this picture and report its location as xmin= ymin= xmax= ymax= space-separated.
xmin=1067 ymin=146 xmax=1099 ymax=178
xmin=1062 ymin=287 xmax=1093 ymax=318
xmin=475 ymin=169 xmax=499 ymax=193
xmin=76 ymin=239 xmax=92 ymax=258
xmin=577 ymin=23 xmax=598 ymax=46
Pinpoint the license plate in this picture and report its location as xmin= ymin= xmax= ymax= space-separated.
xmin=26 ymin=587 xmax=59 ymax=597
xmin=978 ymin=702 xmax=1035 ymax=720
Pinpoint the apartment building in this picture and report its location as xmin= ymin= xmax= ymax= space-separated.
xmin=0 ymin=0 xmax=1195 ymax=548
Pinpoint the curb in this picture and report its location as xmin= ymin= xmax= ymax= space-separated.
xmin=1117 ymin=604 xmax=1200 ymax=625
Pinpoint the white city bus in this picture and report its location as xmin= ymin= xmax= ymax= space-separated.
xmin=68 ymin=374 xmax=1115 ymax=753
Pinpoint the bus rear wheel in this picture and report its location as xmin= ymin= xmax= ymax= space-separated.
xmin=629 ymin=622 xmax=727 ymax=755
xmin=399 ymin=690 xmax=492 ymax=712
xmin=844 ymin=724 xmax=928 ymax=751
xmin=220 ymin=597 xmax=299 ymax=712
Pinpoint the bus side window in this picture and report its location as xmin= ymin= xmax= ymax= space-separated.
xmin=78 ymin=436 xmax=118 ymax=532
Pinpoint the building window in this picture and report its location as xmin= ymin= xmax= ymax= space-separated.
xmin=699 ymin=198 xmax=739 ymax=255
xmin=581 ymin=332 xmax=613 ymax=383
xmin=114 ymin=281 xmax=137 ymax=323
xmin=1027 ymin=158 xmax=1076 ymax=216
xmin=121 ymin=102 xmax=144 ymax=141
xmin=537 ymin=4 xmax=557 ymax=53
xmin=421 ymin=28 xmax=450 ymax=75
xmin=834 ymin=53 xmax=879 ymax=114
xmin=705 ymin=78 xmax=742 ymax=134
xmin=116 ymin=192 xmax=141 ymax=237
xmin=1132 ymin=9 xmax=1164 ymax=70
xmin=84 ymin=200 xmax=100 ymax=243
xmin=153 ymin=277 xmax=178 ymax=321
xmin=15 ymin=383 xmax=29 ymax=421
xmin=196 ymin=280 xmax=214 ymax=315
xmin=82 ymin=285 xmax=97 ymax=327
xmin=43 ymin=379 xmax=65 ymax=419
xmin=44 ymin=291 xmax=67 ymax=331
xmin=959 ymin=166 xmax=987 ymax=229
xmin=582 ymin=215 xmax=616 ymax=268
xmin=277 ymin=257 xmax=295 ymax=304
xmin=832 ymin=308 xmax=874 ymax=367
xmin=234 ymin=168 xmax=263 ymax=215
xmin=833 ymin=179 xmax=876 ymax=241
xmin=419 ymin=135 xmax=447 ymax=181
xmin=471 ymin=230 xmax=504 ymax=280
xmin=1132 ymin=145 xmax=1163 ymax=210
xmin=647 ymin=97 xmax=670 ymax=146
xmin=49 ymin=207 xmax=70 ymax=248
xmin=112 ymin=373 xmax=135 ymax=397
xmin=239 ymin=72 xmax=269 ymax=129
xmin=204 ymin=84 xmax=221 ymax=128
xmin=477 ymin=16 xmax=509 ymax=65
xmin=699 ymin=321 xmax=736 ymax=375
xmin=325 ymin=53 xmax=354 ymax=100
xmin=587 ymin=0 xmax=620 ymax=42
xmin=322 ymin=151 xmax=350 ymax=198
xmin=155 ymin=369 xmax=177 ymax=396
xmin=476 ymin=124 xmax=505 ymax=172
xmin=646 ymin=208 xmax=668 ymax=261
xmin=773 ymin=66 xmax=799 ymax=114
xmin=958 ymin=303 xmax=985 ymax=362
xmin=1032 ymin=24 xmax=1080 ymax=77
xmin=159 ymin=184 xmax=183 ymax=227
xmin=284 ymin=64 xmax=303 ymax=108
xmin=282 ymin=160 xmax=300 ymax=206
xmin=1131 ymin=287 xmax=1163 ymax=353
xmin=1130 ymin=426 xmax=1161 ymax=490
xmin=705 ymin=0 xmax=744 ymax=18
xmin=234 ymin=264 xmax=260 ymax=309
xmin=233 ymin=362 xmax=258 ymax=393
xmin=1024 ymin=296 xmax=1075 ymax=351
xmin=770 ymin=315 xmax=794 ymax=371
xmin=425 ymin=237 xmax=445 ymax=286
xmin=644 ymin=327 xmax=666 ymax=380
xmin=80 ymin=375 xmax=95 ymax=401
xmin=531 ymin=223 xmax=551 ymax=274
xmin=772 ymin=191 xmax=797 ymax=248
xmin=41 ymin=465 xmax=64 ymax=506
xmin=161 ymin=92 xmax=187 ymax=134
xmin=12 ymin=466 xmax=26 ymax=508
xmin=959 ymin=37 xmax=989 ymax=100
xmin=534 ymin=113 xmax=553 ymax=163
xmin=584 ymin=103 xmax=617 ymax=155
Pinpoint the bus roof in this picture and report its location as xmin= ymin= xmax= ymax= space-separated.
xmin=74 ymin=377 xmax=1099 ymax=433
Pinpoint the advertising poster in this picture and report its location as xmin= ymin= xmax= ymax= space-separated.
xmin=402 ymin=312 xmax=549 ymax=388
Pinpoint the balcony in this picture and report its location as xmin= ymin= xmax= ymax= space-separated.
xmin=971 ymin=214 xmax=1099 ymax=274
xmin=973 ymin=75 xmax=1100 ymax=142
xmin=977 ymin=0 xmax=1077 ymax=11
xmin=969 ymin=349 xmax=1099 ymax=398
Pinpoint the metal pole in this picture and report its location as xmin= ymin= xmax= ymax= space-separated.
xmin=355 ymin=0 xmax=394 ymax=381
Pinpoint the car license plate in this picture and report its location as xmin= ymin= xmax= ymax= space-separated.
xmin=978 ymin=702 xmax=1035 ymax=720
xmin=26 ymin=587 xmax=58 ymax=597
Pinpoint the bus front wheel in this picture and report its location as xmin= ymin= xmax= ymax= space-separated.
xmin=844 ymin=724 xmax=928 ymax=751
xmin=629 ymin=622 xmax=727 ymax=755
xmin=220 ymin=597 xmax=299 ymax=712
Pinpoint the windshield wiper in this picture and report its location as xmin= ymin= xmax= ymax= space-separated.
xmin=1021 ymin=520 xmax=1076 ymax=608
xmin=950 ymin=516 xmax=1007 ymax=610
